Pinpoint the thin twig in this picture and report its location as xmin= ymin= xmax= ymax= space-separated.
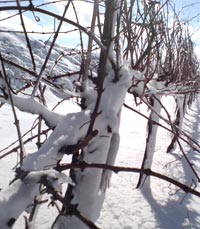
xmin=16 ymin=0 xmax=36 ymax=72
xmin=0 ymin=56 xmax=26 ymax=165
xmin=31 ymin=1 xmax=71 ymax=97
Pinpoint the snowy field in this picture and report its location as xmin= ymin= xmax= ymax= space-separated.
xmin=97 ymin=95 xmax=200 ymax=229
xmin=0 ymin=94 xmax=200 ymax=229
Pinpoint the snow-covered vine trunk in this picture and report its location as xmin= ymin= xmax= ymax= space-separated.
xmin=167 ymin=95 xmax=186 ymax=153
xmin=53 ymin=2 xmax=126 ymax=227
xmin=53 ymin=126 xmax=121 ymax=229
xmin=136 ymin=95 xmax=161 ymax=189
xmin=52 ymin=70 xmax=129 ymax=228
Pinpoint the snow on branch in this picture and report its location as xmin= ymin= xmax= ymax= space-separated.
xmin=40 ymin=176 xmax=101 ymax=229
xmin=0 ymin=63 xmax=63 ymax=128
xmin=0 ymin=108 xmax=91 ymax=227
xmin=22 ymin=110 xmax=90 ymax=171
xmin=0 ymin=169 xmax=73 ymax=228
xmin=0 ymin=94 xmax=63 ymax=128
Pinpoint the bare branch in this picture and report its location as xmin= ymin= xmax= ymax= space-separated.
xmin=55 ymin=162 xmax=200 ymax=198
xmin=31 ymin=2 xmax=71 ymax=97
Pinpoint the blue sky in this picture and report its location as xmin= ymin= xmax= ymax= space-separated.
xmin=173 ymin=0 xmax=200 ymax=51
xmin=174 ymin=0 xmax=200 ymax=16
xmin=0 ymin=0 xmax=94 ymax=47
xmin=0 ymin=0 xmax=199 ymax=52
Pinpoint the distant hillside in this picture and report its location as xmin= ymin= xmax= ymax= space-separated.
xmin=0 ymin=28 xmax=98 ymax=92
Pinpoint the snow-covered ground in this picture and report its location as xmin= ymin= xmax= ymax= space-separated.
xmin=97 ymin=95 xmax=200 ymax=229
xmin=1 ymin=95 xmax=200 ymax=228
xmin=0 ymin=30 xmax=200 ymax=228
